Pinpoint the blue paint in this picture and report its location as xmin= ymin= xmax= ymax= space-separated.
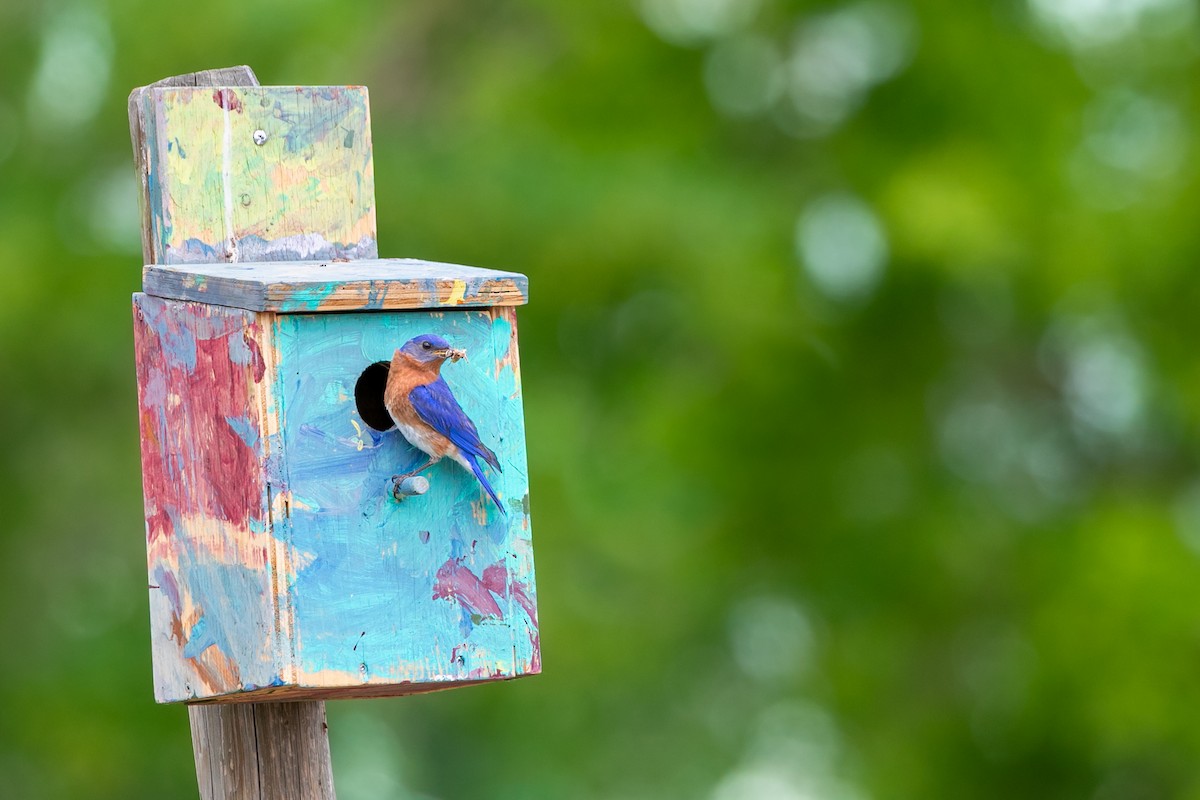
xmin=183 ymin=617 xmax=213 ymax=659
xmin=139 ymin=296 xmax=198 ymax=373
xmin=173 ymin=238 xmax=223 ymax=262
xmin=276 ymin=283 xmax=339 ymax=313
xmin=228 ymin=332 xmax=254 ymax=366
xmin=140 ymin=93 xmax=172 ymax=256
xmin=273 ymin=91 xmax=366 ymax=154
xmin=273 ymin=309 xmax=537 ymax=683
xmin=224 ymin=415 xmax=260 ymax=450
xmin=179 ymin=539 xmax=283 ymax=689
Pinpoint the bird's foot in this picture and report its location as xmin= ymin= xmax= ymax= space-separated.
xmin=391 ymin=474 xmax=430 ymax=501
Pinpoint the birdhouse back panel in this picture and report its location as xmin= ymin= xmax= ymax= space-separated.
xmin=133 ymin=286 xmax=537 ymax=703
xmin=135 ymin=85 xmax=377 ymax=265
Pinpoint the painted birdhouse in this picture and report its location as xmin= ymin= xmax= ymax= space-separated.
xmin=129 ymin=80 xmax=538 ymax=703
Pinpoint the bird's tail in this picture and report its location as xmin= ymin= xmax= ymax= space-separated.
xmin=468 ymin=455 xmax=507 ymax=515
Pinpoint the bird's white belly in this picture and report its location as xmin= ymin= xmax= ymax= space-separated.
xmin=394 ymin=418 xmax=445 ymax=458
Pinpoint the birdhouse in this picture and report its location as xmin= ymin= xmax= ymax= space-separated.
xmin=130 ymin=80 xmax=538 ymax=703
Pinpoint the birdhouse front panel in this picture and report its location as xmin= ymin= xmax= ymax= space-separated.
xmin=133 ymin=260 xmax=537 ymax=703
xmin=271 ymin=307 xmax=537 ymax=691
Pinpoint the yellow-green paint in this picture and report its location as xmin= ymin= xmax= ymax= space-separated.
xmin=140 ymin=86 xmax=377 ymax=265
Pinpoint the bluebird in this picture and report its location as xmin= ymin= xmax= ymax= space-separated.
xmin=384 ymin=334 xmax=505 ymax=514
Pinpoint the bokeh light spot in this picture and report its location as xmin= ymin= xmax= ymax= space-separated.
xmin=728 ymin=595 xmax=816 ymax=682
xmin=1028 ymin=0 xmax=1193 ymax=49
xmin=796 ymin=193 xmax=888 ymax=301
xmin=704 ymin=35 xmax=784 ymax=118
xmin=639 ymin=0 xmax=761 ymax=46
xmin=1043 ymin=316 xmax=1149 ymax=438
xmin=784 ymin=2 xmax=916 ymax=136
xmin=27 ymin=6 xmax=113 ymax=129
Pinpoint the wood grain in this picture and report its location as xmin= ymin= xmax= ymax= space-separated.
xmin=190 ymin=702 xmax=334 ymax=800
xmin=132 ymin=83 xmax=377 ymax=265
xmin=129 ymin=67 xmax=260 ymax=265
xmin=143 ymin=258 xmax=529 ymax=312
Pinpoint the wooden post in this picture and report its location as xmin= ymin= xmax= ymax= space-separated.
xmin=189 ymin=702 xmax=334 ymax=799
xmin=129 ymin=66 xmax=336 ymax=800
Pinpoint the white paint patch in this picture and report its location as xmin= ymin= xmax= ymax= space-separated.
xmin=222 ymin=106 xmax=238 ymax=261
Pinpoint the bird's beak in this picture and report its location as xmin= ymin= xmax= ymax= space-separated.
xmin=438 ymin=347 xmax=467 ymax=362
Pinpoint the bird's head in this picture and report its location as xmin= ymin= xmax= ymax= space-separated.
xmin=399 ymin=334 xmax=466 ymax=365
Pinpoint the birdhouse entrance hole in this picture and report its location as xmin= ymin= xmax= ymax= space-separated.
xmin=355 ymin=360 xmax=395 ymax=431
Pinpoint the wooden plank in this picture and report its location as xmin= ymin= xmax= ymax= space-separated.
xmin=129 ymin=67 xmax=260 ymax=265
xmin=190 ymin=702 xmax=335 ymax=800
xmin=143 ymin=258 xmax=530 ymax=312
xmin=136 ymin=85 xmax=377 ymax=265
xmin=134 ymin=294 xmax=290 ymax=702
xmin=270 ymin=308 xmax=539 ymax=694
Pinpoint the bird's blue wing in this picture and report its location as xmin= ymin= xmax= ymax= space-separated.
xmin=409 ymin=379 xmax=501 ymax=471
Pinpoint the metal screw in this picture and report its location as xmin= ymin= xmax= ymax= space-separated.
xmin=240 ymin=193 xmax=251 ymax=207
xmin=252 ymin=129 xmax=268 ymax=145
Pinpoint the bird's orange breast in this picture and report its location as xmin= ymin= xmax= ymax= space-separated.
xmin=383 ymin=351 xmax=454 ymax=458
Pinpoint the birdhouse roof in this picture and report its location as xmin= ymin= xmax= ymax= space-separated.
xmin=142 ymin=258 xmax=528 ymax=313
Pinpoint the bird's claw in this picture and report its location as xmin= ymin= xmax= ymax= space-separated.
xmin=391 ymin=474 xmax=430 ymax=501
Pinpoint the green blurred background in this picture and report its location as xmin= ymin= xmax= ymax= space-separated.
xmin=3 ymin=0 xmax=1200 ymax=797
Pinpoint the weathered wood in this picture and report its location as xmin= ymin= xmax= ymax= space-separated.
xmin=190 ymin=702 xmax=335 ymax=800
xmin=130 ymin=67 xmax=336 ymax=800
xmin=129 ymin=67 xmax=260 ymax=265
xmin=132 ymin=84 xmax=376 ymax=265
xmin=143 ymin=258 xmax=529 ymax=312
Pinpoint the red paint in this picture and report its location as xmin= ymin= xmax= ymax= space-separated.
xmin=432 ymin=559 xmax=503 ymax=618
xmin=482 ymin=562 xmax=537 ymax=625
xmin=146 ymin=508 xmax=172 ymax=545
xmin=482 ymin=560 xmax=541 ymax=672
xmin=133 ymin=297 xmax=266 ymax=541
xmin=192 ymin=335 xmax=263 ymax=523
xmin=434 ymin=558 xmax=541 ymax=671
xmin=212 ymin=88 xmax=243 ymax=113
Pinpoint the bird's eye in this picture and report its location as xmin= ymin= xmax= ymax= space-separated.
xmin=421 ymin=341 xmax=432 ymax=350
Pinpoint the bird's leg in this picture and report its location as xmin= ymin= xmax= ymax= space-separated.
xmin=390 ymin=458 xmax=437 ymax=501
xmin=395 ymin=458 xmax=437 ymax=481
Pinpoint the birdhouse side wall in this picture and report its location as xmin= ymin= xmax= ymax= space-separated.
xmin=270 ymin=306 xmax=539 ymax=695
xmin=132 ymin=294 xmax=289 ymax=702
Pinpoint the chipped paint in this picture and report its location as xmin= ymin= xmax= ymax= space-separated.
xmin=275 ymin=308 xmax=537 ymax=688
xmin=142 ymin=259 xmax=528 ymax=314
xmin=133 ymin=294 xmax=537 ymax=702
xmin=141 ymin=86 xmax=377 ymax=265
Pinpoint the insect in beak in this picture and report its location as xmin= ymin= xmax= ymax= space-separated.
xmin=436 ymin=347 xmax=467 ymax=362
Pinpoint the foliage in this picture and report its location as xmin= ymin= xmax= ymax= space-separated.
xmin=2 ymin=0 xmax=1199 ymax=797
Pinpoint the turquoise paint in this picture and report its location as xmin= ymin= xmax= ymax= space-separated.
xmin=179 ymin=539 xmax=281 ymax=690
xmin=182 ymin=618 xmax=210 ymax=659
xmin=274 ymin=309 xmax=537 ymax=684
xmin=275 ymin=283 xmax=339 ymax=313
